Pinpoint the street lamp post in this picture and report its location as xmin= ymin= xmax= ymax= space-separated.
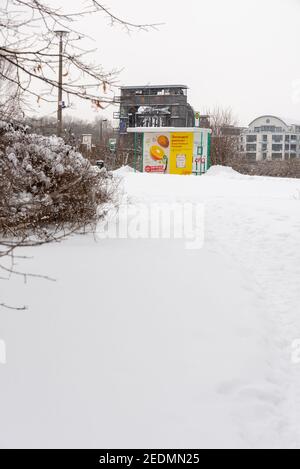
xmin=55 ymin=30 xmax=69 ymax=138
xmin=100 ymin=119 xmax=108 ymax=145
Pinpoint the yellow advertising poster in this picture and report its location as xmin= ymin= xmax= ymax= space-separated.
xmin=143 ymin=133 xmax=171 ymax=174
xmin=143 ymin=131 xmax=194 ymax=175
xmin=169 ymin=132 xmax=194 ymax=175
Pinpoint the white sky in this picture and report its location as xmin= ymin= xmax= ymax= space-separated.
xmin=36 ymin=0 xmax=300 ymax=126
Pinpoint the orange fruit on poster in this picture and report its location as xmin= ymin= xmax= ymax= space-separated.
xmin=157 ymin=135 xmax=169 ymax=148
xmin=150 ymin=145 xmax=165 ymax=161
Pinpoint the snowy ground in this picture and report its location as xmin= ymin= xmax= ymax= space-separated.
xmin=1 ymin=166 xmax=300 ymax=449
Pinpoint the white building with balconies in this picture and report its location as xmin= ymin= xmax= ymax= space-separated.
xmin=240 ymin=116 xmax=300 ymax=161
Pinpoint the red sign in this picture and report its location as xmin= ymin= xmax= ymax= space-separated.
xmin=145 ymin=166 xmax=165 ymax=173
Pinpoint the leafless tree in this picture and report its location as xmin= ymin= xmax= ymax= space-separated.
xmin=0 ymin=1 xmax=156 ymax=309
xmin=0 ymin=1 xmax=161 ymax=110
xmin=206 ymin=107 xmax=241 ymax=166
xmin=0 ymin=58 xmax=23 ymax=119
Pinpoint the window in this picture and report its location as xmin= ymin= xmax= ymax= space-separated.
xmin=247 ymin=135 xmax=257 ymax=143
xmin=285 ymin=135 xmax=290 ymax=142
xmin=247 ymin=144 xmax=257 ymax=152
xmin=291 ymin=135 xmax=297 ymax=141
xmin=261 ymin=126 xmax=276 ymax=132
xmin=262 ymin=144 xmax=267 ymax=151
xmin=291 ymin=144 xmax=297 ymax=151
xmin=272 ymin=144 xmax=282 ymax=152
xmin=263 ymin=135 xmax=268 ymax=142
xmin=272 ymin=135 xmax=283 ymax=142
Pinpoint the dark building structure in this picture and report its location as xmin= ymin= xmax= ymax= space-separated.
xmin=220 ymin=125 xmax=244 ymax=137
xmin=118 ymin=85 xmax=195 ymax=133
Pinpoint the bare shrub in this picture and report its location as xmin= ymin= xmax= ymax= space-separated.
xmin=0 ymin=122 xmax=116 ymax=237
xmin=227 ymin=154 xmax=300 ymax=179
xmin=0 ymin=121 xmax=119 ymax=309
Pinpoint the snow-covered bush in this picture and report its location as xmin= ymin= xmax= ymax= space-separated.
xmin=0 ymin=122 xmax=114 ymax=237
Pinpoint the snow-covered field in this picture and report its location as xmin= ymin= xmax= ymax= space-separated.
xmin=1 ymin=166 xmax=300 ymax=449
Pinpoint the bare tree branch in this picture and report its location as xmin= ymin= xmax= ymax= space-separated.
xmin=0 ymin=302 xmax=27 ymax=311
xmin=0 ymin=1 xmax=160 ymax=113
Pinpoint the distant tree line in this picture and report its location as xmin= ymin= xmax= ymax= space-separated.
xmin=25 ymin=116 xmax=114 ymax=147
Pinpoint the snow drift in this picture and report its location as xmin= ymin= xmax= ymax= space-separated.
xmin=1 ymin=168 xmax=300 ymax=449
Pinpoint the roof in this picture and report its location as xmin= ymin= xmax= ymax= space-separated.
xmin=127 ymin=127 xmax=211 ymax=134
xmin=248 ymin=115 xmax=288 ymax=128
xmin=120 ymin=85 xmax=188 ymax=90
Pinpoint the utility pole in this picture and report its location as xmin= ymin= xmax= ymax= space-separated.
xmin=100 ymin=119 xmax=108 ymax=146
xmin=55 ymin=31 xmax=68 ymax=138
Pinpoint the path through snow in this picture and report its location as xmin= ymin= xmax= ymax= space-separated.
xmin=1 ymin=167 xmax=300 ymax=448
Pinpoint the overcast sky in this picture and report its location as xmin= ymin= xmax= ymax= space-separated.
xmin=39 ymin=0 xmax=300 ymax=126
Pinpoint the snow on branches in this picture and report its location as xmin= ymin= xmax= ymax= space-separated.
xmin=0 ymin=121 xmax=114 ymax=237
xmin=0 ymin=121 xmax=117 ymax=309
